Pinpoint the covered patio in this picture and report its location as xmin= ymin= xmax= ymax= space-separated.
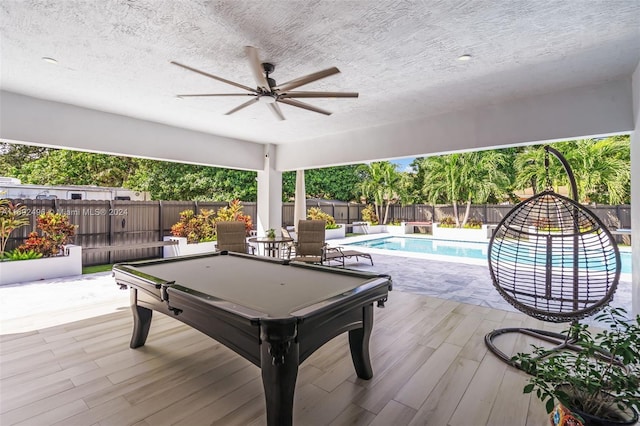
xmin=1 ymin=2 xmax=639 ymax=425
xmin=2 ymin=1 xmax=638 ymax=314
xmin=1 ymin=252 xmax=577 ymax=425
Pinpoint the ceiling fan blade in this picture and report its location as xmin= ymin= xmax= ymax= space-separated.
xmin=267 ymin=102 xmax=285 ymax=121
xmin=171 ymin=61 xmax=256 ymax=93
xmin=244 ymin=46 xmax=270 ymax=92
xmin=274 ymin=67 xmax=340 ymax=92
xmin=225 ymin=97 xmax=259 ymax=115
xmin=177 ymin=93 xmax=254 ymax=98
xmin=278 ymin=98 xmax=332 ymax=116
xmin=279 ymin=91 xmax=359 ymax=99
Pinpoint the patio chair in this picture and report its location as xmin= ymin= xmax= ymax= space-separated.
xmin=485 ymin=146 xmax=620 ymax=368
xmin=280 ymin=227 xmax=296 ymax=259
xmin=324 ymin=247 xmax=374 ymax=266
xmin=291 ymin=220 xmax=326 ymax=264
xmin=216 ymin=221 xmax=255 ymax=254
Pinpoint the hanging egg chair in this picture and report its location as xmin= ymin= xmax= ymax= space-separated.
xmin=484 ymin=146 xmax=621 ymax=367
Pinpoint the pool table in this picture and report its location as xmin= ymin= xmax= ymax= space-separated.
xmin=113 ymin=251 xmax=391 ymax=426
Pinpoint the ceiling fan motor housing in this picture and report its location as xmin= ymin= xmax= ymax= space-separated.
xmin=262 ymin=62 xmax=275 ymax=74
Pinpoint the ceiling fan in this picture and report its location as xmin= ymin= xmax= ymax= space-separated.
xmin=171 ymin=46 xmax=358 ymax=121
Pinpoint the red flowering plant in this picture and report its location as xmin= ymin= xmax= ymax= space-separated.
xmin=18 ymin=211 xmax=77 ymax=257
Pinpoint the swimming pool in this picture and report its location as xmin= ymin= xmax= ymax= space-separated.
xmin=348 ymin=236 xmax=633 ymax=275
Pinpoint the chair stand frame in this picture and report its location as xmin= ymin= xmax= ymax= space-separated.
xmin=484 ymin=322 xmax=618 ymax=371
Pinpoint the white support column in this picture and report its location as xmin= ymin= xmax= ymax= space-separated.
xmin=631 ymin=62 xmax=640 ymax=317
xmin=256 ymin=144 xmax=282 ymax=237
xmin=294 ymin=169 xmax=306 ymax=232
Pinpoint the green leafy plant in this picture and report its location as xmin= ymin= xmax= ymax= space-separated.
xmin=17 ymin=211 xmax=76 ymax=257
xmin=307 ymin=207 xmax=339 ymax=229
xmin=3 ymin=249 xmax=43 ymax=261
xmin=170 ymin=208 xmax=216 ymax=243
xmin=463 ymin=217 xmax=483 ymax=229
xmin=360 ymin=204 xmax=379 ymax=225
xmin=0 ymin=199 xmax=30 ymax=258
xmin=514 ymin=307 xmax=640 ymax=423
xmin=266 ymin=228 xmax=276 ymax=239
xmin=438 ymin=215 xmax=457 ymax=228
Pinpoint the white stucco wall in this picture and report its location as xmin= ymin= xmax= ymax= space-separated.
xmin=0 ymin=91 xmax=265 ymax=171
xmin=276 ymin=78 xmax=634 ymax=170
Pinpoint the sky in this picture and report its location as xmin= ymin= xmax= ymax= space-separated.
xmin=391 ymin=157 xmax=416 ymax=173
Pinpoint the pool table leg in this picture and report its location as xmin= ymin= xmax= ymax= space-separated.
xmin=260 ymin=321 xmax=299 ymax=426
xmin=129 ymin=288 xmax=153 ymax=349
xmin=348 ymin=303 xmax=374 ymax=379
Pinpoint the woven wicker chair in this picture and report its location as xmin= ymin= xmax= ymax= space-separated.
xmin=291 ymin=220 xmax=326 ymax=264
xmin=216 ymin=221 xmax=254 ymax=254
xmin=485 ymin=146 xmax=621 ymax=368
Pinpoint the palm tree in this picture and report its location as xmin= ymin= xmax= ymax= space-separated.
xmin=560 ymin=137 xmax=630 ymax=204
xmin=419 ymin=151 xmax=510 ymax=227
xmin=514 ymin=137 xmax=630 ymax=204
xmin=356 ymin=162 xmax=404 ymax=224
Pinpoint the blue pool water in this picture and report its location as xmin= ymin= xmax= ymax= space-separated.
xmin=348 ymin=237 xmax=633 ymax=274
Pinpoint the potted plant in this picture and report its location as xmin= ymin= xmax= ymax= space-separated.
xmin=514 ymin=307 xmax=640 ymax=426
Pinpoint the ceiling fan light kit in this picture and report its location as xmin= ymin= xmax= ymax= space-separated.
xmin=172 ymin=46 xmax=358 ymax=120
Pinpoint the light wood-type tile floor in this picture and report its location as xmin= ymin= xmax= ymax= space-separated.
xmin=1 ymin=277 xmax=566 ymax=426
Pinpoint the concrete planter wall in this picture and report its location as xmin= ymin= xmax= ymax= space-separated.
xmin=325 ymin=224 xmax=345 ymax=240
xmin=163 ymin=236 xmax=217 ymax=257
xmin=432 ymin=223 xmax=491 ymax=242
xmin=386 ymin=224 xmax=412 ymax=235
xmin=0 ymin=245 xmax=82 ymax=286
xmin=352 ymin=223 xmax=387 ymax=234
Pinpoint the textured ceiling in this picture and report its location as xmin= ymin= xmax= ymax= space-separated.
xmin=1 ymin=0 xmax=639 ymax=145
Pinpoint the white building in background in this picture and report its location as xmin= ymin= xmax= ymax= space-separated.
xmin=0 ymin=177 xmax=150 ymax=201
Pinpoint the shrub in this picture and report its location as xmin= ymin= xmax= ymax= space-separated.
xmin=307 ymin=207 xmax=339 ymax=229
xmin=361 ymin=204 xmax=379 ymax=225
xmin=438 ymin=215 xmax=457 ymax=228
xmin=463 ymin=217 xmax=483 ymax=229
xmin=19 ymin=232 xmax=56 ymax=256
xmin=170 ymin=209 xmax=216 ymax=243
xmin=17 ymin=212 xmax=76 ymax=257
xmin=215 ymin=200 xmax=253 ymax=235
xmin=171 ymin=201 xmax=254 ymax=243
xmin=3 ymin=249 xmax=43 ymax=261
xmin=0 ymin=200 xmax=30 ymax=257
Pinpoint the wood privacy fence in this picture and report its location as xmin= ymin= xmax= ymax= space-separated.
xmin=5 ymin=199 xmax=631 ymax=266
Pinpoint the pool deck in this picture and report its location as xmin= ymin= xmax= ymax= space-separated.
xmin=328 ymin=234 xmax=634 ymax=319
